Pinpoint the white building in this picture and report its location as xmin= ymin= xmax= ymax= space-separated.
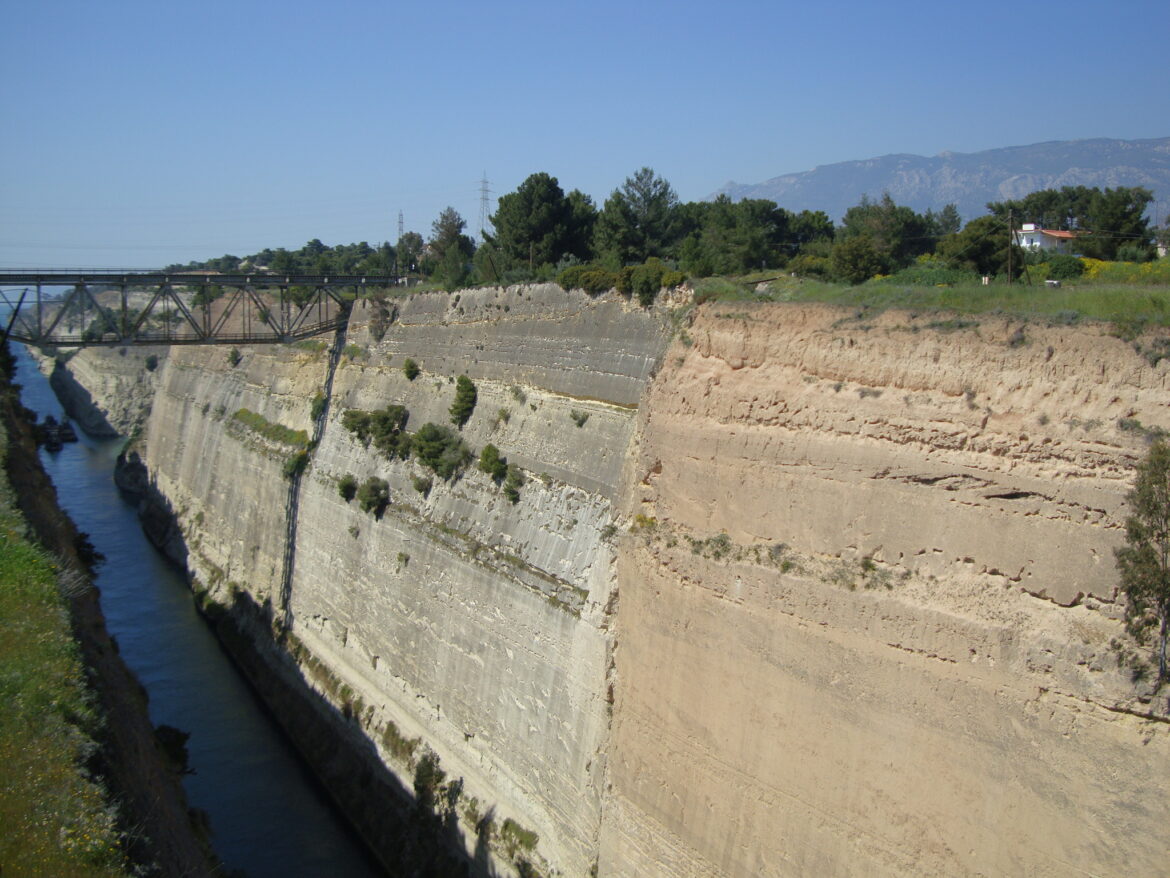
xmin=1017 ymin=223 xmax=1078 ymax=254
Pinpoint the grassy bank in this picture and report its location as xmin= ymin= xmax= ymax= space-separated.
xmin=693 ymin=271 xmax=1170 ymax=329
xmin=0 ymin=422 xmax=125 ymax=874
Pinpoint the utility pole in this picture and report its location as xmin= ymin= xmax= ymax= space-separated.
xmin=1007 ymin=208 xmax=1013 ymax=285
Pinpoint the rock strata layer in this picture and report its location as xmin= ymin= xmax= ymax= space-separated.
xmin=602 ymin=303 xmax=1170 ymax=877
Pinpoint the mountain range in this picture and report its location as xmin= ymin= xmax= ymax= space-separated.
xmin=713 ymin=137 xmax=1170 ymax=226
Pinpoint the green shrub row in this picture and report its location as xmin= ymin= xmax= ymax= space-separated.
xmin=231 ymin=408 xmax=309 ymax=447
xmin=557 ymin=264 xmax=621 ymax=294
xmin=341 ymin=400 xmax=473 ymax=483
xmin=558 ymin=259 xmax=685 ymax=305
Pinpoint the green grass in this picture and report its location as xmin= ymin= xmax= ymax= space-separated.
xmin=730 ymin=274 xmax=1170 ymax=328
xmin=0 ymin=432 xmax=126 ymax=875
xmin=231 ymin=408 xmax=310 ymax=447
xmin=292 ymin=339 xmax=328 ymax=353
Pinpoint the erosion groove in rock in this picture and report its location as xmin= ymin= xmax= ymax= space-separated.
xmin=55 ymin=292 xmax=1170 ymax=877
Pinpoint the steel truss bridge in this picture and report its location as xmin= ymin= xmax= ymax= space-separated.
xmin=0 ymin=271 xmax=401 ymax=347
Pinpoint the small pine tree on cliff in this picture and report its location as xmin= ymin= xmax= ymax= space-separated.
xmin=1115 ymin=440 xmax=1170 ymax=686
xmin=449 ymin=375 xmax=477 ymax=428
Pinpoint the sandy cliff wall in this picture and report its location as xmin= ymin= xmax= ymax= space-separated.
xmin=599 ymin=304 xmax=1170 ymax=877
xmin=55 ymin=294 xmax=1170 ymax=877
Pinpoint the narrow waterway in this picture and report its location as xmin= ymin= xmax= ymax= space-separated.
xmin=12 ymin=345 xmax=384 ymax=878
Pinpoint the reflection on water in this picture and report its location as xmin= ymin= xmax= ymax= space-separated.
xmin=12 ymin=345 xmax=382 ymax=878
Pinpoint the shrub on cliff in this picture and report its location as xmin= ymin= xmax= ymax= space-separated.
xmin=500 ymin=817 xmax=539 ymax=856
xmin=612 ymin=258 xmax=677 ymax=307
xmin=1115 ymin=439 xmax=1170 ymax=686
xmin=371 ymin=407 xmax=411 ymax=460
xmin=413 ymin=748 xmax=446 ymax=815
xmin=478 ymin=443 xmax=508 ymax=483
xmin=413 ymin=423 xmax=471 ymax=480
xmin=282 ymin=450 xmax=309 ymax=480
xmin=342 ymin=409 xmax=371 ymax=441
xmin=503 ymin=464 xmax=524 ymax=504
xmin=310 ymin=392 xmax=326 ymax=422
xmin=338 ymin=473 xmax=357 ymax=501
xmin=356 ymin=477 xmax=389 ymax=516
xmin=557 ymin=264 xmax=619 ymax=295
xmin=449 ymin=375 xmax=477 ymax=428
xmin=343 ymin=405 xmax=411 ymax=460
xmin=402 ymin=358 xmax=420 ymax=381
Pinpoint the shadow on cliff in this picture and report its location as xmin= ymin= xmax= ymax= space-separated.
xmin=49 ymin=358 xmax=119 ymax=437
xmin=115 ymin=450 xmax=187 ymax=569
xmin=115 ymin=451 xmax=494 ymax=876
xmin=209 ymin=588 xmax=490 ymax=877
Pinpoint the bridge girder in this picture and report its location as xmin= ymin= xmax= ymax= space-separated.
xmin=0 ymin=272 xmax=399 ymax=347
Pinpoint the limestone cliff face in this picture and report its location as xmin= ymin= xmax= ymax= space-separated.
xmin=57 ymin=294 xmax=1170 ymax=877
xmin=136 ymin=284 xmax=667 ymax=876
xmin=600 ymin=304 xmax=1170 ymax=877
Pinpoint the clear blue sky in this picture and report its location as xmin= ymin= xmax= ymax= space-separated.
xmin=2 ymin=0 xmax=1167 ymax=268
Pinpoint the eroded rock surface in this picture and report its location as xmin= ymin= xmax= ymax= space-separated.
xmin=601 ymin=304 xmax=1170 ymax=877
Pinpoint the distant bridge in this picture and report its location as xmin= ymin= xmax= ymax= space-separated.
xmin=0 ymin=270 xmax=400 ymax=347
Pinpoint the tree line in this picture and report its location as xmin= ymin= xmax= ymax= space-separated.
xmin=170 ymin=169 xmax=1162 ymax=291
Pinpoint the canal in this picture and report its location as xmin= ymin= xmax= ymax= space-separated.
xmin=12 ymin=344 xmax=384 ymax=877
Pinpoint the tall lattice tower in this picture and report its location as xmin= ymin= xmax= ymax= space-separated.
xmin=397 ymin=210 xmax=404 ymax=243
xmin=478 ymin=173 xmax=493 ymax=242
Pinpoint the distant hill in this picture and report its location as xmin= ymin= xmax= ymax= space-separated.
xmin=714 ymin=137 xmax=1170 ymax=225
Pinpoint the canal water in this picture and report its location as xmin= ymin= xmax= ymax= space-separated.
xmin=12 ymin=344 xmax=384 ymax=878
